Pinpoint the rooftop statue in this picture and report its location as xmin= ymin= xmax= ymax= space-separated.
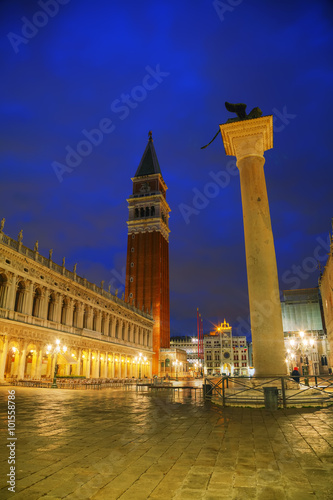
xmin=201 ymin=102 xmax=262 ymax=149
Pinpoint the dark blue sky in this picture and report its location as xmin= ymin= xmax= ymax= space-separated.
xmin=1 ymin=0 xmax=333 ymax=338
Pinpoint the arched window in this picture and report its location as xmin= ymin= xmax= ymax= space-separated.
xmin=140 ymin=207 xmax=144 ymax=217
xmin=47 ymin=293 xmax=56 ymax=321
xmin=115 ymin=321 xmax=119 ymax=338
xmin=135 ymin=208 xmax=139 ymax=218
xmin=61 ymin=298 xmax=68 ymax=325
xmin=32 ymin=288 xmax=42 ymax=317
xmin=108 ymin=317 xmax=112 ymax=336
xmin=14 ymin=281 xmax=25 ymax=313
xmin=83 ymin=308 xmax=88 ymax=329
xmin=151 ymin=206 xmax=155 ymax=216
xmin=0 ymin=274 xmax=8 ymax=308
xmin=92 ymin=311 xmax=97 ymax=331
xmin=145 ymin=207 xmax=150 ymax=216
xmin=73 ymin=303 xmax=78 ymax=327
xmin=122 ymin=323 xmax=125 ymax=340
xmin=101 ymin=314 xmax=105 ymax=334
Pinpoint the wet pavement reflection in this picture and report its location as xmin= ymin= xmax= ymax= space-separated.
xmin=0 ymin=386 xmax=333 ymax=499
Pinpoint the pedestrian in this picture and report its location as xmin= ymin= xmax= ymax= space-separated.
xmin=291 ymin=367 xmax=300 ymax=383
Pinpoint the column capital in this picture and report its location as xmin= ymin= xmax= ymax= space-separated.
xmin=219 ymin=115 xmax=273 ymax=160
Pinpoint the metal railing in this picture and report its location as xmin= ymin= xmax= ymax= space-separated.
xmin=204 ymin=375 xmax=333 ymax=408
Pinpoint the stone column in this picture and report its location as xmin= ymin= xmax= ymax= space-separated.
xmin=0 ymin=337 xmax=9 ymax=380
xmin=36 ymin=348 xmax=43 ymax=379
xmin=18 ymin=342 xmax=28 ymax=379
xmin=220 ymin=115 xmax=287 ymax=377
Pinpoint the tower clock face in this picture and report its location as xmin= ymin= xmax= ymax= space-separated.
xmin=224 ymin=352 xmax=230 ymax=359
xmin=140 ymin=182 xmax=151 ymax=193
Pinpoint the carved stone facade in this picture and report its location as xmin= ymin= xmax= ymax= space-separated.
xmin=0 ymin=232 xmax=154 ymax=381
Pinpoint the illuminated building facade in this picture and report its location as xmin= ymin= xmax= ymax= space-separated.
xmin=0 ymin=228 xmax=153 ymax=381
xmin=282 ymin=288 xmax=329 ymax=375
xmin=203 ymin=320 xmax=249 ymax=376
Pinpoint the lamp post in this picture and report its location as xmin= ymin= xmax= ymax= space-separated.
xmin=47 ymin=339 xmax=67 ymax=389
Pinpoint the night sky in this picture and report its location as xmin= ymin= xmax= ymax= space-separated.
xmin=1 ymin=0 xmax=333 ymax=339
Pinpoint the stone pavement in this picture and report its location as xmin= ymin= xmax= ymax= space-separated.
xmin=0 ymin=386 xmax=333 ymax=500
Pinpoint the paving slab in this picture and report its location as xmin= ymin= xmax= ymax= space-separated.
xmin=0 ymin=386 xmax=333 ymax=499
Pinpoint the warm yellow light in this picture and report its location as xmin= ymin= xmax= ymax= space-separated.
xmin=290 ymin=339 xmax=295 ymax=347
xmin=71 ymin=353 xmax=75 ymax=357
xmin=101 ymin=357 xmax=104 ymax=361
xmin=92 ymin=356 xmax=95 ymax=360
xmin=310 ymin=339 xmax=315 ymax=346
xmin=115 ymin=358 xmax=118 ymax=362
xmin=56 ymin=339 xmax=60 ymax=345
xmin=299 ymin=331 xmax=305 ymax=338
xmin=47 ymin=344 xmax=52 ymax=351
xmin=63 ymin=346 xmax=67 ymax=352
xmin=82 ymin=354 xmax=85 ymax=359
xmin=303 ymin=339 xmax=308 ymax=347
xmin=108 ymin=357 xmax=111 ymax=361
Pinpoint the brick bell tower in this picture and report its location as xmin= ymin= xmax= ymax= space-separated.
xmin=125 ymin=132 xmax=170 ymax=375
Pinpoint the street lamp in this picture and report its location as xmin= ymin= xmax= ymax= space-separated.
xmin=46 ymin=339 xmax=67 ymax=389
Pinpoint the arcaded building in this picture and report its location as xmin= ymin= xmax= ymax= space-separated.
xmin=0 ymin=227 xmax=154 ymax=381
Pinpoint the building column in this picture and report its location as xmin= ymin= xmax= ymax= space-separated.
xmin=7 ymin=274 xmax=17 ymax=312
xmin=36 ymin=348 xmax=43 ymax=379
xmin=86 ymin=350 xmax=91 ymax=378
xmin=111 ymin=354 xmax=115 ymax=377
xmin=220 ymin=115 xmax=287 ymax=377
xmin=30 ymin=350 xmax=38 ymax=379
xmin=0 ymin=337 xmax=8 ymax=380
xmin=18 ymin=342 xmax=28 ymax=379
xmin=77 ymin=348 xmax=82 ymax=376
xmin=26 ymin=281 xmax=34 ymax=316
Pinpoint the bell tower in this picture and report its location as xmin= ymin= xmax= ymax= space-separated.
xmin=125 ymin=132 xmax=170 ymax=375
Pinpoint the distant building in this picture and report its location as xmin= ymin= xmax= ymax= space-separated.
xmin=159 ymin=347 xmax=189 ymax=378
xmin=203 ymin=320 xmax=249 ymax=376
xmin=281 ymin=288 xmax=329 ymax=375
xmin=319 ymin=225 xmax=333 ymax=370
